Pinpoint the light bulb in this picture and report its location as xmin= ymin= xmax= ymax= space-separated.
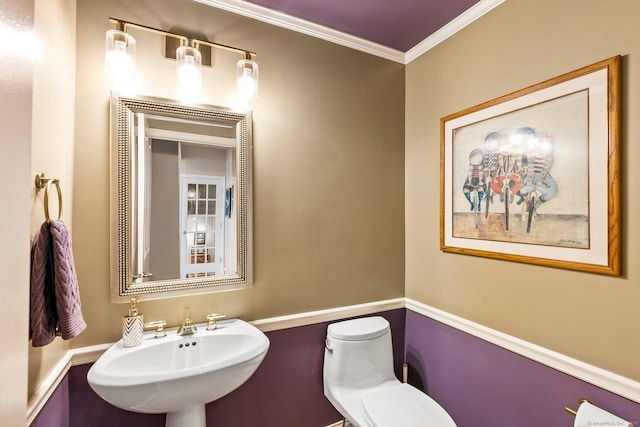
xmin=176 ymin=44 xmax=202 ymax=95
xmin=238 ymin=68 xmax=256 ymax=97
xmin=105 ymin=29 xmax=135 ymax=89
xmin=236 ymin=58 xmax=259 ymax=99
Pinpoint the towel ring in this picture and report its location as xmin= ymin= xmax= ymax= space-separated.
xmin=35 ymin=173 xmax=63 ymax=223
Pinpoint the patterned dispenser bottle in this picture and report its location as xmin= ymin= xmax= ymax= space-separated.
xmin=122 ymin=297 xmax=144 ymax=347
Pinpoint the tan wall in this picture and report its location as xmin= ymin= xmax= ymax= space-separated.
xmin=28 ymin=0 xmax=77 ymax=400
xmin=68 ymin=0 xmax=405 ymax=352
xmin=406 ymin=0 xmax=640 ymax=381
xmin=1 ymin=0 xmax=35 ymax=421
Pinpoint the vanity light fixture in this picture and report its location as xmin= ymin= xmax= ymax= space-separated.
xmin=236 ymin=52 xmax=259 ymax=100
xmin=105 ymin=21 xmax=136 ymax=88
xmin=105 ymin=18 xmax=259 ymax=99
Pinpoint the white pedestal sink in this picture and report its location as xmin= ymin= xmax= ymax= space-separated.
xmin=87 ymin=319 xmax=269 ymax=427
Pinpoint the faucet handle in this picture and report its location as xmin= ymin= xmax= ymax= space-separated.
xmin=144 ymin=320 xmax=167 ymax=338
xmin=206 ymin=313 xmax=226 ymax=330
xmin=177 ymin=318 xmax=198 ymax=335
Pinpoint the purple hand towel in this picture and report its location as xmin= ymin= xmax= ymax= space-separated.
xmin=50 ymin=220 xmax=86 ymax=340
xmin=30 ymin=222 xmax=58 ymax=347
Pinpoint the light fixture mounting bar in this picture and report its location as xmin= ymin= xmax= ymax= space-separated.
xmin=108 ymin=18 xmax=257 ymax=58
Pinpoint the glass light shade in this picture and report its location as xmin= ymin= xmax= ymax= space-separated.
xmin=176 ymin=45 xmax=202 ymax=94
xmin=105 ymin=29 xmax=136 ymax=87
xmin=236 ymin=58 xmax=259 ymax=99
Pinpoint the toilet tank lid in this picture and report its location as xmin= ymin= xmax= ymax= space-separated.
xmin=327 ymin=316 xmax=390 ymax=341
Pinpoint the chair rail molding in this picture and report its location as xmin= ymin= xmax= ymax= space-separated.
xmin=405 ymin=298 xmax=640 ymax=405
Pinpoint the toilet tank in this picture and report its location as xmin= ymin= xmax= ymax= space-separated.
xmin=323 ymin=317 xmax=397 ymax=390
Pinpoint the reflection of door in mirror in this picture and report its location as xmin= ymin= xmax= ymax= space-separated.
xmin=180 ymin=176 xmax=224 ymax=279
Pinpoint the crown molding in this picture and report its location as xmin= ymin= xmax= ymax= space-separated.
xmin=405 ymin=0 xmax=506 ymax=63
xmin=195 ymin=0 xmax=506 ymax=64
xmin=194 ymin=0 xmax=405 ymax=63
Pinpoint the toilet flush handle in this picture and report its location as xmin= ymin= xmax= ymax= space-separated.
xmin=325 ymin=338 xmax=333 ymax=352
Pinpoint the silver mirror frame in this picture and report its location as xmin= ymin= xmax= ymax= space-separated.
xmin=110 ymin=93 xmax=252 ymax=302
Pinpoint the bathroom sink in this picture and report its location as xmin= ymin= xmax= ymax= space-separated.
xmin=87 ymin=318 xmax=269 ymax=427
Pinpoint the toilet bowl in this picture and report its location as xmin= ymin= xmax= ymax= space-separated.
xmin=323 ymin=316 xmax=456 ymax=427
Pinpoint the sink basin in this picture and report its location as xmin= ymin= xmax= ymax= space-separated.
xmin=87 ymin=318 xmax=269 ymax=427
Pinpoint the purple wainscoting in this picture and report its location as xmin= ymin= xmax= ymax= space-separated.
xmin=32 ymin=309 xmax=404 ymax=427
xmin=405 ymin=309 xmax=640 ymax=427
xmin=36 ymin=308 xmax=640 ymax=427
xmin=30 ymin=375 xmax=70 ymax=427
xmin=68 ymin=364 xmax=165 ymax=427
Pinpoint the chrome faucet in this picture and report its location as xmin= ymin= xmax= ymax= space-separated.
xmin=177 ymin=318 xmax=198 ymax=336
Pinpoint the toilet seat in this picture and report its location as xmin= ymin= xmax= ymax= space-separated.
xmin=361 ymin=383 xmax=456 ymax=427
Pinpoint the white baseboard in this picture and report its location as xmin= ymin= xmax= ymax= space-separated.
xmin=27 ymin=297 xmax=640 ymax=425
xmin=27 ymin=351 xmax=72 ymax=426
xmin=27 ymin=343 xmax=112 ymax=425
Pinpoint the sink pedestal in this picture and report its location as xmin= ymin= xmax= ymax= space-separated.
xmin=166 ymin=404 xmax=206 ymax=427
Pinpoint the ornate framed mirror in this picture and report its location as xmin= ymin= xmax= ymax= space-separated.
xmin=110 ymin=94 xmax=252 ymax=301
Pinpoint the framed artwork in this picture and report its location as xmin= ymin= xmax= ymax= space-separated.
xmin=440 ymin=56 xmax=620 ymax=275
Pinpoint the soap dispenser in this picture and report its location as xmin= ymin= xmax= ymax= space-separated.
xmin=123 ymin=297 xmax=144 ymax=347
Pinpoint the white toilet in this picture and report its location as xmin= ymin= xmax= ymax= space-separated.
xmin=323 ymin=316 xmax=457 ymax=427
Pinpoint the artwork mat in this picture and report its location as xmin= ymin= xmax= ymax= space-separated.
xmin=440 ymin=56 xmax=620 ymax=275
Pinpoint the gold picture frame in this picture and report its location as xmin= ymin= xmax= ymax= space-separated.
xmin=440 ymin=56 xmax=621 ymax=275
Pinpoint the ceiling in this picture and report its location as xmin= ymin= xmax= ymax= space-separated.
xmin=196 ymin=0 xmax=505 ymax=63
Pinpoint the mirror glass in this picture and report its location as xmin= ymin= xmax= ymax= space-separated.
xmin=110 ymin=94 xmax=252 ymax=300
